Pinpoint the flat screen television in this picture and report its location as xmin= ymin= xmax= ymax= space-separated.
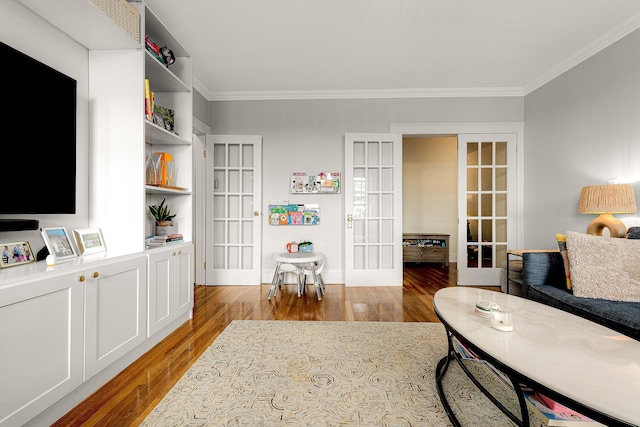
xmin=1 ymin=42 xmax=76 ymax=214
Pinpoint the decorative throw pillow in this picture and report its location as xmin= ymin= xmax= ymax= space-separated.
xmin=555 ymin=233 xmax=572 ymax=291
xmin=627 ymin=226 xmax=640 ymax=239
xmin=565 ymin=231 xmax=640 ymax=302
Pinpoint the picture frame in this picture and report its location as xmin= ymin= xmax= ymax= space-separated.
xmin=41 ymin=227 xmax=78 ymax=260
xmin=154 ymin=105 xmax=175 ymax=132
xmin=0 ymin=241 xmax=35 ymax=268
xmin=152 ymin=113 xmax=166 ymax=130
xmin=74 ymin=228 xmax=107 ymax=255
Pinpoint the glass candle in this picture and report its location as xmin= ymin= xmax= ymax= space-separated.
xmin=490 ymin=305 xmax=514 ymax=332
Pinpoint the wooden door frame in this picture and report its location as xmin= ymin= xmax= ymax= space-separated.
xmin=390 ymin=122 xmax=525 ymax=271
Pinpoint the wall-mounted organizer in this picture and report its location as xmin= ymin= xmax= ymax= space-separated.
xmin=269 ymin=203 xmax=320 ymax=225
xmin=290 ymin=172 xmax=341 ymax=193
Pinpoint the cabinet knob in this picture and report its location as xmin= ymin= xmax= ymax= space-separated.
xmin=253 ymin=211 xmax=259 ymax=217
xmin=92 ymin=272 xmax=99 ymax=278
xmin=171 ymin=252 xmax=176 ymax=256
xmin=77 ymin=275 xmax=85 ymax=282
xmin=177 ymin=250 xmax=181 ymax=255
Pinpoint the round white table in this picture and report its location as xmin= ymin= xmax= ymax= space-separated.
xmin=268 ymin=252 xmax=325 ymax=300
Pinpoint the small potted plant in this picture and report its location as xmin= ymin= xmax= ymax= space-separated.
xmin=149 ymin=198 xmax=176 ymax=236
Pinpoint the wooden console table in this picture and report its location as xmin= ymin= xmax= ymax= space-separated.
xmin=403 ymin=233 xmax=449 ymax=267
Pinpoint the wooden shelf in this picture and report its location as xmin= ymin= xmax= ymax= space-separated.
xmin=403 ymin=233 xmax=449 ymax=267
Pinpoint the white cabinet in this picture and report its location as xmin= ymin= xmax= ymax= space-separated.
xmin=17 ymin=0 xmax=194 ymax=254
xmin=84 ymin=256 xmax=147 ymax=380
xmin=147 ymin=243 xmax=193 ymax=337
xmin=0 ymin=271 xmax=84 ymax=427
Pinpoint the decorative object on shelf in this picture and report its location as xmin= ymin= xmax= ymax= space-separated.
xmin=153 ymin=105 xmax=175 ymax=132
xmin=40 ymin=227 xmax=78 ymax=261
xmin=159 ymin=45 xmax=175 ymax=66
xmin=152 ymin=151 xmax=175 ymax=186
xmin=149 ymin=198 xmax=176 ymax=236
xmin=269 ymin=203 xmax=320 ymax=225
xmin=45 ymin=253 xmax=57 ymax=266
xmin=290 ymin=172 xmax=341 ymax=193
xmin=146 ymin=153 xmax=162 ymax=185
xmin=0 ymin=241 xmax=35 ymax=268
xmin=578 ymin=183 xmax=637 ymax=237
xmin=74 ymin=228 xmax=107 ymax=255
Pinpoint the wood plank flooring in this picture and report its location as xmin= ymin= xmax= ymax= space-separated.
xmin=52 ymin=263 xmax=500 ymax=426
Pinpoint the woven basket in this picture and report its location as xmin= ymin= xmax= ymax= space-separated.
xmin=90 ymin=0 xmax=140 ymax=42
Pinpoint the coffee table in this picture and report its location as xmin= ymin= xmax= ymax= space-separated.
xmin=433 ymin=287 xmax=640 ymax=426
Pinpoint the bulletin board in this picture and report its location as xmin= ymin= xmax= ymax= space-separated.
xmin=290 ymin=172 xmax=340 ymax=193
xmin=268 ymin=203 xmax=320 ymax=225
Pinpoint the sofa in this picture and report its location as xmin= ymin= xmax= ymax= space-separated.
xmin=520 ymin=237 xmax=640 ymax=342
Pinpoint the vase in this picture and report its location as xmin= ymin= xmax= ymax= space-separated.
xmin=155 ymin=221 xmax=174 ymax=236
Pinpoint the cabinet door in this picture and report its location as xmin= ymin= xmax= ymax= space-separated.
xmin=0 ymin=271 xmax=83 ymax=427
xmin=84 ymin=256 xmax=147 ymax=380
xmin=147 ymin=249 xmax=173 ymax=337
xmin=173 ymin=244 xmax=193 ymax=317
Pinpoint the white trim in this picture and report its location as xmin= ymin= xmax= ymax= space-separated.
xmin=205 ymin=87 xmax=524 ymax=102
xmin=390 ymin=122 xmax=525 ymax=251
xmin=524 ymin=11 xmax=640 ymax=95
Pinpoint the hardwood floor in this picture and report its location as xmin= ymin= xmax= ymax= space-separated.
xmin=52 ymin=263 xmax=500 ymax=426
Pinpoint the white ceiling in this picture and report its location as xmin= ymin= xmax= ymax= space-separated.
xmin=145 ymin=0 xmax=640 ymax=101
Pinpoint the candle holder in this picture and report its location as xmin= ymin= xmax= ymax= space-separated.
xmin=490 ymin=305 xmax=514 ymax=332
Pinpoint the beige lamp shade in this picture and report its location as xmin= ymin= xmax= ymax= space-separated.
xmin=578 ymin=184 xmax=637 ymax=237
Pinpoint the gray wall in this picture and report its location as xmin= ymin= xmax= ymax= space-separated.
xmin=193 ymin=88 xmax=209 ymax=125
xmin=209 ymin=97 xmax=523 ymax=280
xmin=524 ymin=28 xmax=640 ymax=248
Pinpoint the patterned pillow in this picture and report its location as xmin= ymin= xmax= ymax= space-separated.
xmin=555 ymin=234 xmax=572 ymax=291
xmin=566 ymin=231 xmax=640 ymax=302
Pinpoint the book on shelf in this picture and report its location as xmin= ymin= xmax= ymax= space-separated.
xmin=153 ymin=233 xmax=183 ymax=242
xmin=524 ymin=391 xmax=604 ymax=426
xmin=144 ymin=78 xmax=152 ymax=121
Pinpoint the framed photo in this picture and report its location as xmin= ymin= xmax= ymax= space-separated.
xmin=1 ymin=241 xmax=35 ymax=268
xmin=152 ymin=113 xmax=166 ymax=130
xmin=154 ymin=105 xmax=175 ymax=132
xmin=41 ymin=227 xmax=78 ymax=260
xmin=74 ymin=228 xmax=107 ymax=255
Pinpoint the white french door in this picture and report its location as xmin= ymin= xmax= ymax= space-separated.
xmin=204 ymin=135 xmax=262 ymax=285
xmin=344 ymin=133 xmax=403 ymax=286
xmin=457 ymin=134 xmax=517 ymax=286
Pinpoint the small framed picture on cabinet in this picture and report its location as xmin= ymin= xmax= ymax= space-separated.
xmin=74 ymin=228 xmax=107 ymax=255
xmin=0 ymin=241 xmax=35 ymax=268
xmin=41 ymin=227 xmax=78 ymax=261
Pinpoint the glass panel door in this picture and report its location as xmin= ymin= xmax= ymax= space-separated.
xmin=345 ymin=133 xmax=403 ymax=286
xmin=205 ymin=135 xmax=262 ymax=285
xmin=458 ymin=134 xmax=515 ymax=286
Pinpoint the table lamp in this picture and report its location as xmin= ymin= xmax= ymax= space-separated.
xmin=578 ymin=184 xmax=637 ymax=237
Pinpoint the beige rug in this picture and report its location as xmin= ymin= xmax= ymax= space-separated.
xmin=141 ymin=321 xmax=519 ymax=426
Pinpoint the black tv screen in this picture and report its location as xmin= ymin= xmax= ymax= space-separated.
xmin=1 ymin=42 xmax=76 ymax=214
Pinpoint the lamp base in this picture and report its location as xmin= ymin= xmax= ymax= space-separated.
xmin=586 ymin=213 xmax=627 ymax=238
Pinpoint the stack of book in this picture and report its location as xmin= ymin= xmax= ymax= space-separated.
xmin=147 ymin=233 xmax=184 ymax=248
xmin=524 ymin=391 xmax=604 ymax=426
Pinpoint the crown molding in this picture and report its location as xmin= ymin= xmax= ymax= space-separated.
xmin=524 ymin=11 xmax=640 ymax=95
xmin=203 ymin=86 xmax=524 ymax=102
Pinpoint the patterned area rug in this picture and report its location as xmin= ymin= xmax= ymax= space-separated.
xmin=141 ymin=321 xmax=518 ymax=426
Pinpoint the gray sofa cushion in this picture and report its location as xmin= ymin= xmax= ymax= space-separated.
xmin=522 ymin=251 xmax=640 ymax=341
xmin=526 ymin=283 xmax=640 ymax=341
